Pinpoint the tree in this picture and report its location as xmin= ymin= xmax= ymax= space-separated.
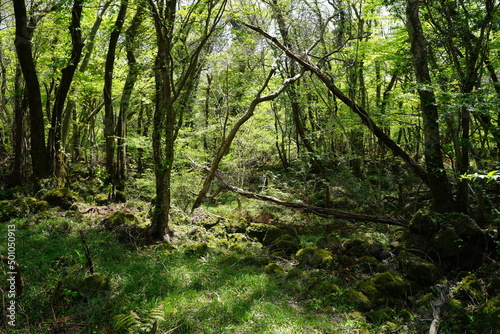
xmin=148 ymin=0 xmax=226 ymax=241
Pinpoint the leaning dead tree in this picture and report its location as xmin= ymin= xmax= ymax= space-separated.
xmin=192 ymin=162 xmax=408 ymax=228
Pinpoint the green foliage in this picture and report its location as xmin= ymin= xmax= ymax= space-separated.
xmin=113 ymin=304 xmax=165 ymax=333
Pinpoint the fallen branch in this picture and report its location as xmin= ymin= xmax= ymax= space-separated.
xmin=429 ymin=282 xmax=448 ymax=334
xmin=192 ymin=161 xmax=408 ymax=227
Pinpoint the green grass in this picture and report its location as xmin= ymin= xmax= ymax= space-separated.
xmin=0 ymin=215 xmax=369 ymax=333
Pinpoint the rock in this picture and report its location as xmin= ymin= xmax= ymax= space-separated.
xmin=224 ymin=218 xmax=248 ymax=234
xmin=185 ymin=243 xmax=209 ymax=257
xmin=359 ymin=256 xmax=379 ymax=274
xmin=366 ymin=308 xmax=394 ymax=325
xmin=268 ymin=234 xmax=300 ymax=255
xmin=101 ymin=211 xmax=146 ymax=243
xmin=285 ymin=268 xmax=304 ymax=279
xmin=398 ymin=251 xmax=439 ymax=284
xmin=262 ymin=225 xmax=283 ymax=246
xmin=102 ymin=211 xmax=140 ymax=230
xmin=264 ymin=263 xmax=285 ymax=275
xmin=246 ymin=223 xmax=272 ymax=243
xmin=455 ymin=275 xmax=485 ymax=305
xmin=487 ymin=277 xmax=500 ymax=297
xmin=0 ymin=200 xmax=20 ymax=222
xmin=343 ymin=233 xmax=385 ymax=259
xmin=341 ymin=290 xmax=372 ymax=311
xmin=409 ymin=209 xmax=439 ymax=237
xmin=77 ymin=274 xmax=110 ymax=297
xmin=371 ymin=272 xmax=408 ymax=298
xmin=296 ymin=247 xmax=317 ymax=266
xmin=115 ymin=190 xmax=127 ymax=203
xmin=475 ymin=298 xmax=500 ymax=333
xmin=95 ymin=193 xmax=108 ymax=205
xmin=430 ymin=227 xmax=465 ymax=258
xmin=444 ymin=212 xmax=483 ymax=237
xmin=42 ymin=188 xmax=79 ymax=209
xmin=191 ymin=208 xmax=223 ymax=229
xmin=309 ymin=249 xmax=334 ymax=268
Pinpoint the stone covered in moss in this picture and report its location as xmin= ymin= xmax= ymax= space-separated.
xmin=475 ymin=298 xmax=500 ymax=332
xmin=487 ymin=277 xmax=500 ymax=297
xmin=409 ymin=209 xmax=439 ymax=237
xmin=444 ymin=212 xmax=483 ymax=237
xmin=191 ymin=208 xmax=224 ymax=229
xmin=310 ymin=249 xmax=334 ymax=268
xmin=455 ymin=275 xmax=485 ymax=305
xmin=262 ymin=225 xmax=283 ymax=246
xmin=343 ymin=233 xmax=384 ymax=259
xmin=185 ymin=242 xmax=209 ymax=257
xmin=430 ymin=227 xmax=465 ymax=258
xmin=359 ymin=256 xmax=379 ymax=274
xmin=441 ymin=298 xmax=470 ymax=332
xmin=77 ymin=274 xmax=110 ymax=297
xmin=366 ymin=308 xmax=394 ymax=325
xmin=224 ymin=218 xmax=248 ymax=234
xmin=296 ymin=247 xmax=317 ymax=266
xmin=95 ymin=193 xmax=108 ymax=205
xmin=0 ymin=200 xmax=20 ymax=222
xmin=264 ymin=263 xmax=285 ymax=275
xmin=371 ymin=272 xmax=408 ymax=298
xmin=285 ymin=267 xmax=304 ymax=279
xmin=42 ymin=188 xmax=79 ymax=209
xmin=246 ymin=223 xmax=272 ymax=243
xmin=341 ymin=289 xmax=372 ymax=311
xmin=398 ymin=251 xmax=439 ymax=284
xmin=268 ymin=234 xmax=300 ymax=255
xmin=102 ymin=211 xmax=140 ymax=230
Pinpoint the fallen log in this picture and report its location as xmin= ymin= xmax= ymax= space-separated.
xmin=193 ymin=161 xmax=408 ymax=228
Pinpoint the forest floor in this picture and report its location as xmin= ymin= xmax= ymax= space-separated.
xmin=1 ymin=166 xmax=500 ymax=333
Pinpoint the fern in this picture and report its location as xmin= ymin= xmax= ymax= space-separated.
xmin=113 ymin=304 xmax=165 ymax=333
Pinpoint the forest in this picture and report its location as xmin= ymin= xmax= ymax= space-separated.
xmin=0 ymin=0 xmax=500 ymax=332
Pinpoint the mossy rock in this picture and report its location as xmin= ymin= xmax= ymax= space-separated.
xmin=343 ymin=233 xmax=385 ymax=259
xmin=191 ymin=208 xmax=224 ymax=229
xmin=430 ymin=227 xmax=465 ymax=258
xmin=246 ymin=223 xmax=272 ymax=243
xmin=262 ymin=225 xmax=283 ymax=246
xmin=371 ymin=272 xmax=408 ymax=298
xmin=398 ymin=251 xmax=439 ymax=284
xmin=475 ymin=298 xmax=500 ymax=333
xmin=487 ymin=277 xmax=500 ymax=296
xmin=296 ymin=247 xmax=317 ymax=266
xmin=443 ymin=212 xmax=483 ymax=237
xmin=341 ymin=289 xmax=372 ymax=311
xmin=95 ymin=193 xmax=108 ymax=205
xmin=310 ymin=249 xmax=334 ymax=268
xmin=318 ymin=281 xmax=341 ymax=295
xmin=356 ymin=281 xmax=379 ymax=300
xmin=102 ymin=211 xmax=141 ymax=230
xmin=185 ymin=242 xmax=209 ymax=257
xmin=359 ymin=256 xmax=379 ymax=274
xmin=285 ymin=267 xmax=304 ymax=280
xmin=224 ymin=218 xmax=248 ymax=234
xmin=268 ymin=234 xmax=300 ymax=255
xmin=346 ymin=311 xmax=366 ymax=323
xmin=242 ymin=255 xmax=269 ymax=266
xmin=455 ymin=275 xmax=485 ymax=305
xmin=77 ymin=274 xmax=110 ymax=297
xmin=366 ymin=308 xmax=394 ymax=325
xmin=441 ymin=298 xmax=469 ymax=333
xmin=42 ymin=188 xmax=79 ymax=209
xmin=409 ymin=209 xmax=439 ymax=237
xmin=264 ymin=263 xmax=285 ymax=276
xmin=0 ymin=200 xmax=20 ymax=222
xmin=115 ymin=190 xmax=127 ymax=203
xmin=210 ymin=225 xmax=227 ymax=239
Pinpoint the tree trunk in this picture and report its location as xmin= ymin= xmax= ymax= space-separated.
xmin=12 ymin=0 xmax=49 ymax=182
xmin=103 ymin=0 xmax=128 ymax=193
xmin=10 ymin=67 xmax=25 ymax=187
xmin=48 ymin=0 xmax=84 ymax=187
xmin=405 ymin=0 xmax=455 ymax=213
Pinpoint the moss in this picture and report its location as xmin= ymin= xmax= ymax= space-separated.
xmin=409 ymin=209 xmax=439 ymax=237
xmin=371 ymin=272 xmax=408 ymax=298
xmin=309 ymin=249 xmax=333 ymax=268
xmin=356 ymin=281 xmax=379 ymax=300
xmin=115 ymin=190 xmax=127 ymax=203
xmin=487 ymin=277 xmax=500 ymax=296
xmin=398 ymin=251 xmax=439 ymax=284
xmin=42 ymin=188 xmax=80 ymax=210
xmin=318 ymin=281 xmax=340 ymax=294
xmin=262 ymin=225 xmax=283 ymax=245
xmin=242 ymin=255 xmax=269 ymax=266
xmin=347 ymin=311 xmax=366 ymax=323
xmin=296 ymin=247 xmax=318 ymax=266
xmin=102 ymin=211 xmax=141 ymax=230
xmin=359 ymin=256 xmax=379 ymax=274
xmin=366 ymin=308 xmax=394 ymax=325
xmin=430 ymin=227 xmax=465 ymax=258
xmin=444 ymin=212 xmax=483 ymax=237
xmin=76 ymin=274 xmax=110 ymax=297
xmin=185 ymin=243 xmax=209 ymax=257
xmin=95 ymin=193 xmax=108 ymax=205
xmin=246 ymin=223 xmax=272 ymax=243
xmin=264 ymin=263 xmax=285 ymax=276
xmin=0 ymin=200 xmax=20 ymax=222
xmin=191 ymin=208 xmax=223 ymax=229
xmin=285 ymin=268 xmax=304 ymax=279
xmin=343 ymin=233 xmax=384 ymax=259
xmin=454 ymin=275 xmax=485 ymax=305
xmin=268 ymin=234 xmax=300 ymax=255
xmin=475 ymin=298 xmax=500 ymax=333
xmin=341 ymin=289 xmax=372 ymax=311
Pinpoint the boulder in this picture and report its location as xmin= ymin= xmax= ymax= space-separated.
xmin=42 ymin=188 xmax=79 ymax=209
xmin=398 ymin=251 xmax=439 ymax=284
